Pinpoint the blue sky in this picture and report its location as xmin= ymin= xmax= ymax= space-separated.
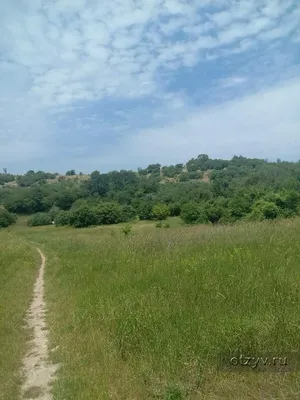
xmin=0 ymin=0 xmax=300 ymax=174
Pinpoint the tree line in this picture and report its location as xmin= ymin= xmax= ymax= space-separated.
xmin=1 ymin=154 xmax=300 ymax=228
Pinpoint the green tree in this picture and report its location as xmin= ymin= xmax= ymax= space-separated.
xmin=66 ymin=170 xmax=76 ymax=176
xmin=69 ymin=206 xmax=98 ymax=228
xmin=55 ymin=210 xmax=71 ymax=226
xmin=0 ymin=208 xmax=17 ymax=227
xmin=94 ymin=203 xmax=123 ymax=225
xmin=27 ymin=213 xmax=52 ymax=227
xmin=249 ymin=200 xmax=279 ymax=221
xmin=152 ymin=203 xmax=170 ymax=221
xmin=49 ymin=205 xmax=60 ymax=220
xmin=180 ymin=203 xmax=208 ymax=224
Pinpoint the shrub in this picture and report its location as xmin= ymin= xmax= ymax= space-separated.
xmin=169 ymin=203 xmax=181 ymax=217
xmin=94 ymin=203 xmax=122 ymax=225
xmin=70 ymin=199 xmax=88 ymax=211
xmin=55 ymin=210 xmax=72 ymax=226
xmin=180 ymin=202 xmax=208 ymax=224
xmin=120 ymin=205 xmax=137 ymax=222
xmin=152 ymin=203 xmax=170 ymax=221
xmin=49 ymin=205 xmax=61 ymax=220
xmin=69 ymin=206 xmax=97 ymax=228
xmin=27 ymin=212 xmax=52 ymax=227
xmin=0 ymin=208 xmax=17 ymax=227
xmin=205 ymin=205 xmax=225 ymax=224
xmin=164 ymin=223 xmax=170 ymax=228
xmin=249 ymin=200 xmax=280 ymax=221
xmin=121 ymin=224 xmax=132 ymax=236
xmin=156 ymin=222 xmax=163 ymax=228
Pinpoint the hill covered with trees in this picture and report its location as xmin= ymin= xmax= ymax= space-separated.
xmin=1 ymin=154 xmax=300 ymax=228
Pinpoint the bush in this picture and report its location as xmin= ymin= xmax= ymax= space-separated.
xmin=205 ymin=205 xmax=225 ymax=224
xmin=179 ymin=172 xmax=189 ymax=182
xmin=152 ymin=203 xmax=170 ymax=221
xmin=121 ymin=224 xmax=132 ymax=236
xmin=249 ymin=200 xmax=280 ymax=221
xmin=180 ymin=203 xmax=208 ymax=224
xmin=0 ymin=208 xmax=17 ymax=227
xmin=169 ymin=203 xmax=181 ymax=217
xmin=27 ymin=212 xmax=52 ymax=227
xmin=69 ymin=206 xmax=97 ymax=228
xmin=120 ymin=205 xmax=137 ymax=222
xmin=55 ymin=210 xmax=71 ymax=226
xmin=49 ymin=205 xmax=61 ymax=220
xmin=70 ymin=199 xmax=88 ymax=211
xmin=156 ymin=222 xmax=163 ymax=228
xmin=164 ymin=223 xmax=170 ymax=228
xmin=94 ymin=203 xmax=122 ymax=225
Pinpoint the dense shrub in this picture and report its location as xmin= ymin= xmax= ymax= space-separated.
xmin=120 ymin=205 xmax=137 ymax=222
xmin=49 ymin=205 xmax=61 ymax=220
xmin=27 ymin=212 xmax=52 ymax=227
xmin=69 ymin=206 xmax=98 ymax=228
xmin=180 ymin=203 xmax=208 ymax=224
xmin=250 ymin=200 xmax=280 ymax=221
xmin=0 ymin=208 xmax=17 ymax=227
xmin=152 ymin=203 xmax=170 ymax=221
xmin=55 ymin=210 xmax=72 ymax=226
xmin=121 ymin=224 xmax=132 ymax=236
xmin=94 ymin=203 xmax=123 ymax=225
xmin=169 ymin=203 xmax=181 ymax=217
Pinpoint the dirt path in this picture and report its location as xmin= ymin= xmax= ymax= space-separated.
xmin=20 ymin=248 xmax=58 ymax=400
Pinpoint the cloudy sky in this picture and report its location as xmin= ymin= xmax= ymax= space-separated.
xmin=0 ymin=0 xmax=299 ymax=174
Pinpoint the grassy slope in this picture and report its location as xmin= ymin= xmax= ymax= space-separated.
xmin=0 ymin=231 xmax=37 ymax=400
xmin=18 ymin=219 xmax=300 ymax=399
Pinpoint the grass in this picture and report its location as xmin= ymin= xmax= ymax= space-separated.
xmin=15 ymin=217 xmax=300 ymax=399
xmin=0 ymin=230 xmax=37 ymax=400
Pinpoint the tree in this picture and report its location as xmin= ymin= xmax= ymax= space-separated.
xmin=152 ymin=203 xmax=170 ymax=221
xmin=94 ymin=203 xmax=123 ymax=225
xmin=66 ymin=170 xmax=76 ymax=176
xmin=0 ymin=208 xmax=17 ymax=227
xmin=27 ymin=213 xmax=52 ymax=227
xmin=120 ymin=205 xmax=137 ymax=222
xmin=180 ymin=203 xmax=208 ymax=224
xmin=55 ymin=210 xmax=71 ymax=226
xmin=49 ymin=205 xmax=61 ymax=220
xmin=135 ymin=199 xmax=155 ymax=220
xmin=69 ymin=206 xmax=98 ymax=228
xmin=249 ymin=200 xmax=279 ymax=221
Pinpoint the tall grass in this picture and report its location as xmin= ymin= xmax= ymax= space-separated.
xmin=0 ymin=231 xmax=37 ymax=400
xmin=21 ymin=219 xmax=300 ymax=399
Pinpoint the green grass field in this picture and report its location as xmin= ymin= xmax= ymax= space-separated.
xmin=0 ymin=231 xmax=37 ymax=400
xmin=8 ymin=217 xmax=300 ymax=399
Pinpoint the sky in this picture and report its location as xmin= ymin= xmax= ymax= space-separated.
xmin=0 ymin=0 xmax=300 ymax=174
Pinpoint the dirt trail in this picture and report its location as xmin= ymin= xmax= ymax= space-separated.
xmin=20 ymin=248 xmax=58 ymax=400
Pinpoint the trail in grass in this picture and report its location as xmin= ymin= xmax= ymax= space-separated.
xmin=20 ymin=248 xmax=58 ymax=400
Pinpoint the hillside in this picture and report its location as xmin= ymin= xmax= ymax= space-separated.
xmin=1 ymin=154 xmax=300 ymax=227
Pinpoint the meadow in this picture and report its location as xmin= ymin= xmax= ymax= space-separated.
xmin=0 ymin=231 xmax=37 ymax=400
xmin=5 ymin=217 xmax=298 ymax=399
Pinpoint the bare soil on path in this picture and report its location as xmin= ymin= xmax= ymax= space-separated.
xmin=20 ymin=248 xmax=58 ymax=400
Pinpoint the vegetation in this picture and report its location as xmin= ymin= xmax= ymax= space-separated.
xmin=20 ymin=218 xmax=300 ymax=399
xmin=2 ymin=155 xmax=300 ymax=229
xmin=0 ymin=233 xmax=37 ymax=399
xmin=1 ymin=154 xmax=300 ymax=398
xmin=0 ymin=208 xmax=16 ymax=228
xmin=27 ymin=212 xmax=53 ymax=227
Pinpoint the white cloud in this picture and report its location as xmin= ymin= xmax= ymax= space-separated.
xmin=1 ymin=0 xmax=299 ymax=108
xmin=113 ymin=78 xmax=300 ymax=168
xmin=219 ymin=76 xmax=248 ymax=88
xmin=0 ymin=0 xmax=299 ymax=172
